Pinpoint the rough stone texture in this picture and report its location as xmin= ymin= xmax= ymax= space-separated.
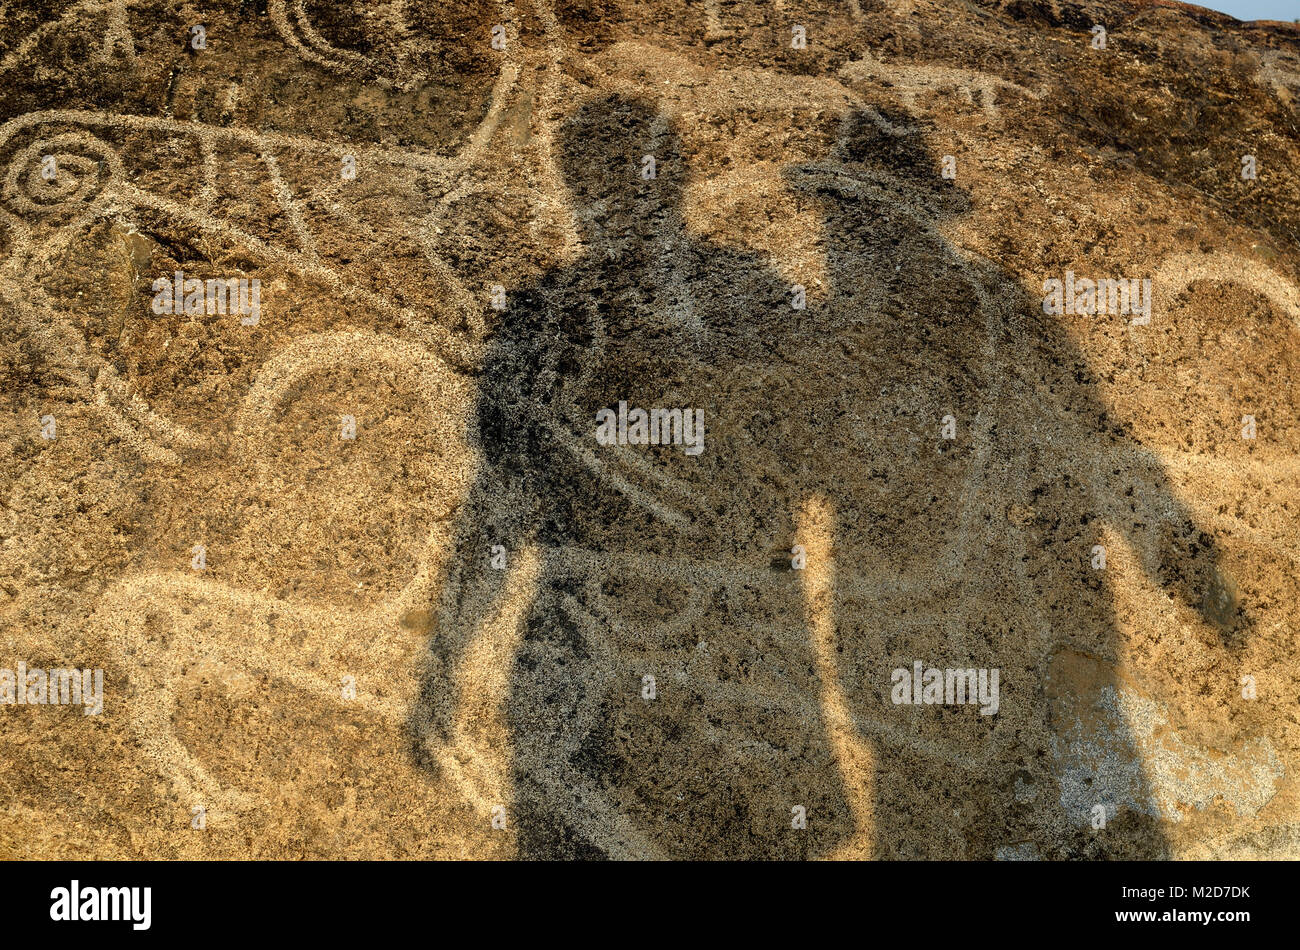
xmin=0 ymin=0 xmax=1297 ymax=859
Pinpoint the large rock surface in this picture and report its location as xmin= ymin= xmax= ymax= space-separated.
xmin=0 ymin=0 xmax=1297 ymax=859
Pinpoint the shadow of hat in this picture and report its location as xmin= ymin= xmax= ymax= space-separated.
xmin=782 ymin=108 xmax=972 ymax=220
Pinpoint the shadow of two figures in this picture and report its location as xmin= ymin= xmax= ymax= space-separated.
xmin=414 ymin=93 xmax=1244 ymax=859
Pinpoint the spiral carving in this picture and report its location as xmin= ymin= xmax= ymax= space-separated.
xmin=2 ymin=131 xmax=120 ymax=216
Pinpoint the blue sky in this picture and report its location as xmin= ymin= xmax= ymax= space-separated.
xmin=1193 ymin=1 xmax=1298 ymax=21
